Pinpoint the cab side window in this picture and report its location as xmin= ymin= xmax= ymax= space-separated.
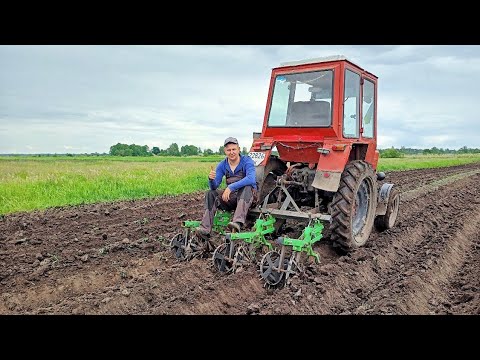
xmin=343 ymin=69 xmax=360 ymax=138
xmin=362 ymin=79 xmax=375 ymax=138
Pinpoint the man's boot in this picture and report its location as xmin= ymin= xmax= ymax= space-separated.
xmin=195 ymin=226 xmax=210 ymax=240
xmin=227 ymin=222 xmax=241 ymax=233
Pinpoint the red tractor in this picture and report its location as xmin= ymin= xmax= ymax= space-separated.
xmin=209 ymin=55 xmax=400 ymax=286
xmin=173 ymin=55 xmax=400 ymax=286
xmin=249 ymin=55 xmax=400 ymax=253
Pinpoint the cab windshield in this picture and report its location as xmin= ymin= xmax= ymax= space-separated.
xmin=267 ymin=70 xmax=333 ymax=127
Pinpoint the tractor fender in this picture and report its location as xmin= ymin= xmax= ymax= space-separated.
xmin=312 ymin=144 xmax=352 ymax=192
xmin=376 ymin=183 xmax=395 ymax=216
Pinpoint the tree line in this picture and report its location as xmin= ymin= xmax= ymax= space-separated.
xmin=5 ymin=144 xmax=477 ymax=158
xmin=108 ymin=143 xmax=480 ymax=158
xmin=379 ymin=146 xmax=480 ymax=158
xmin=109 ymin=143 xmax=249 ymax=157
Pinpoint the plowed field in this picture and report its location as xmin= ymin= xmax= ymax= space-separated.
xmin=1 ymin=163 xmax=479 ymax=314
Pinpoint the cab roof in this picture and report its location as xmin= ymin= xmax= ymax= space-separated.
xmin=278 ymin=55 xmax=377 ymax=79
xmin=280 ymin=55 xmax=355 ymax=67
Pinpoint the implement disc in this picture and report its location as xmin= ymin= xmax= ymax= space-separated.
xmin=170 ymin=233 xmax=187 ymax=260
xmin=212 ymin=242 xmax=235 ymax=273
xmin=259 ymin=250 xmax=286 ymax=287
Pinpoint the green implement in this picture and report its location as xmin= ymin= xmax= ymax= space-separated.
xmin=212 ymin=210 xmax=231 ymax=234
xmin=169 ymin=211 xmax=232 ymax=261
xmin=259 ymin=219 xmax=324 ymax=288
xmin=212 ymin=214 xmax=276 ymax=273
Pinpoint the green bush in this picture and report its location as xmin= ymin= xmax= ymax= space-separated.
xmin=380 ymin=148 xmax=404 ymax=158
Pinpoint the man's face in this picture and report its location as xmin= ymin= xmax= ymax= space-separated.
xmin=224 ymin=143 xmax=240 ymax=162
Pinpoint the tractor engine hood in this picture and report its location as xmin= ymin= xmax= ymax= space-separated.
xmin=251 ymin=137 xmax=352 ymax=192
xmin=251 ymin=136 xmax=325 ymax=164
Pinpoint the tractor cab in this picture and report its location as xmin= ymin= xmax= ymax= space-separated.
xmin=249 ymin=55 xmax=399 ymax=251
xmin=251 ymin=55 xmax=380 ymax=192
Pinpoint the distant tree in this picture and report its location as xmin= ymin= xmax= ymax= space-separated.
xmin=131 ymin=144 xmax=142 ymax=156
xmin=167 ymin=143 xmax=180 ymax=156
xmin=142 ymin=145 xmax=151 ymax=156
xmin=380 ymin=147 xmax=404 ymax=158
xmin=203 ymin=148 xmax=214 ymax=156
xmin=152 ymin=146 xmax=160 ymax=155
xmin=110 ymin=143 xmax=129 ymax=156
xmin=109 ymin=143 xmax=152 ymax=156
xmin=242 ymin=147 xmax=248 ymax=155
xmin=180 ymin=144 xmax=199 ymax=156
xmin=430 ymin=146 xmax=442 ymax=155
xmin=218 ymin=146 xmax=224 ymax=155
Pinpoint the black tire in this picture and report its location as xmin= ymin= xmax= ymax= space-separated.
xmin=257 ymin=156 xmax=287 ymax=205
xmin=374 ymin=187 xmax=400 ymax=231
xmin=256 ymin=157 xmax=287 ymax=235
xmin=330 ymin=160 xmax=377 ymax=251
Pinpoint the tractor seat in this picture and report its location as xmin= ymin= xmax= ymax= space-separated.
xmin=287 ymin=100 xmax=331 ymax=126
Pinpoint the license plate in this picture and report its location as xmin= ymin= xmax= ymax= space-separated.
xmin=248 ymin=152 xmax=266 ymax=166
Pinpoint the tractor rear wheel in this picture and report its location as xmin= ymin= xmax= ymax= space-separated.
xmin=330 ymin=160 xmax=377 ymax=251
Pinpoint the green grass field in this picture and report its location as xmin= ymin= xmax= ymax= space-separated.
xmin=376 ymin=153 xmax=480 ymax=171
xmin=1 ymin=154 xmax=479 ymax=215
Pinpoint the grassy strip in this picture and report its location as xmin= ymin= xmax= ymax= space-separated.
xmin=1 ymin=154 xmax=479 ymax=215
xmin=0 ymin=161 xmax=219 ymax=214
xmin=0 ymin=155 xmax=223 ymax=163
xmin=377 ymin=154 xmax=480 ymax=171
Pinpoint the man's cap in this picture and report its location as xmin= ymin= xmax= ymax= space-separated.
xmin=224 ymin=137 xmax=239 ymax=146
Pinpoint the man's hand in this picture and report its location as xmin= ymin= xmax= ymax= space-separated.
xmin=208 ymin=166 xmax=216 ymax=180
xmin=222 ymin=187 xmax=232 ymax=202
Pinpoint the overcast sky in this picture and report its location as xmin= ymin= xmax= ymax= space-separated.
xmin=0 ymin=45 xmax=479 ymax=154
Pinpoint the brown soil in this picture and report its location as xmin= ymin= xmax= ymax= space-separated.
xmin=1 ymin=162 xmax=479 ymax=315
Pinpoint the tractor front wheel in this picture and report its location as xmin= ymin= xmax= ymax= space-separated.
xmin=254 ymin=156 xmax=287 ymax=235
xmin=257 ymin=156 xmax=287 ymax=205
xmin=330 ymin=161 xmax=377 ymax=251
xmin=374 ymin=187 xmax=400 ymax=231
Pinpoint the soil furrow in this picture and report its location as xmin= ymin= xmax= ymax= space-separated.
xmin=1 ymin=162 xmax=479 ymax=314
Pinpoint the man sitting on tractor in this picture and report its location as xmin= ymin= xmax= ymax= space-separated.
xmin=195 ymin=136 xmax=257 ymax=237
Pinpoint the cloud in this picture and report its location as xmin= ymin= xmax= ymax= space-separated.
xmin=0 ymin=45 xmax=479 ymax=154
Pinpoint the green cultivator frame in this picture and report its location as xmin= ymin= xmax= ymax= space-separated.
xmin=259 ymin=219 xmax=324 ymax=288
xmin=212 ymin=214 xmax=276 ymax=273
xmin=169 ymin=207 xmax=327 ymax=287
xmin=170 ymin=210 xmax=231 ymax=261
